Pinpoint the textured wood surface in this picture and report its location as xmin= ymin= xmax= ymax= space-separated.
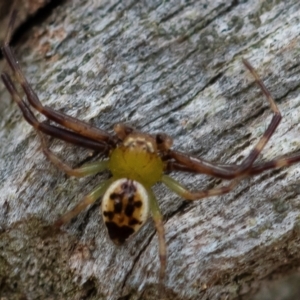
xmin=1 ymin=1 xmax=300 ymax=299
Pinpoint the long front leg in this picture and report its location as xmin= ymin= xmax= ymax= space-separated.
xmin=1 ymin=73 xmax=109 ymax=152
xmin=237 ymin=59 xmax=281 ymax=169
xmin=1 ymin=10 xmax=115 ymax=145
xmin=168 ymin=151 xmax=300 ymax=179
xmin=168 ymin=59 xmax=282 ymax=179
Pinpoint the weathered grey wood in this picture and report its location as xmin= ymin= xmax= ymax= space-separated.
xmin=1 ymin=1 xmax=300 ymax=299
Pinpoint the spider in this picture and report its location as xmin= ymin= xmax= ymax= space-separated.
xmin=2 ymin=12 xmax=300 ymax=297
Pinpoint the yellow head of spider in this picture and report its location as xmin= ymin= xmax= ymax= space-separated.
xmin=108 ymin=132 xmax=165 ymax=187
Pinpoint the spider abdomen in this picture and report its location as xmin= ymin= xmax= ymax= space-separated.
xmin=101 ymin=178 xmax=150 ymax=245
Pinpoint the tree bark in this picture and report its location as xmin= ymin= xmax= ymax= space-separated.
xmin=1 ymin=1 xmax=300 ymax=299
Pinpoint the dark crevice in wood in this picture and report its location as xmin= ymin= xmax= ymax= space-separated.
xmin=121 ymin=226 xmax=156 ymax=293
xmin=0 ymin=0 xmax=67 ymax=59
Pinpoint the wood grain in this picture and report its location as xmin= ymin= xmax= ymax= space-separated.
xmin=1 ymin=1 xmax=300 ymax=299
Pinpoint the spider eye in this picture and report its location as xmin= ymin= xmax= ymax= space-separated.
xmin=156 ymin=133 xmax=173 ymax=150
xmin=114 ymin=124 xmax=134 ymax=140
xmin=124 ymin=126 xmax=134 ymax=135
xmin=156 ymin=134 xmax=164 ymax=144
xmin=101 ymin=178 xmax=149 ymax=245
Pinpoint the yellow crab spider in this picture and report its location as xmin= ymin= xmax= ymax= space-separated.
xmin=3 ymin=9 xmax=300 ymax=297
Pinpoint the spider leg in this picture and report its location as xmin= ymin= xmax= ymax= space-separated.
xmin=247 ymin=154 xmax=300 ymax=175
xmin=147 ymin=188 xmax=166 ymax=297
xmin=167 ymin=59 xmax=282 ymax=179
xmin=54 ymin=178 xmax=113 ymax=227
xmin=237 ymin=59 xmax=281 ymax=168
xmin=1 ymin=72 xmax=109 ymax=152
xmin=166 ymin=156 xmax=240 ymax=179
xmin=37 ymin=132 xmax=109 ymax=177
xmin=170 ymin=153 xmax=300 ymax=177
xmin=1 ymin=11 xmax=115 ymax=145
xmin=167 ymin=160 xmax=239 ymax=174
xmin=162 ymin=175 xmax=240 ymax=200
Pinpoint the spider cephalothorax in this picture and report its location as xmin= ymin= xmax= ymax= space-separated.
xmin=2 ymin=11 xmax=300 ymax=297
